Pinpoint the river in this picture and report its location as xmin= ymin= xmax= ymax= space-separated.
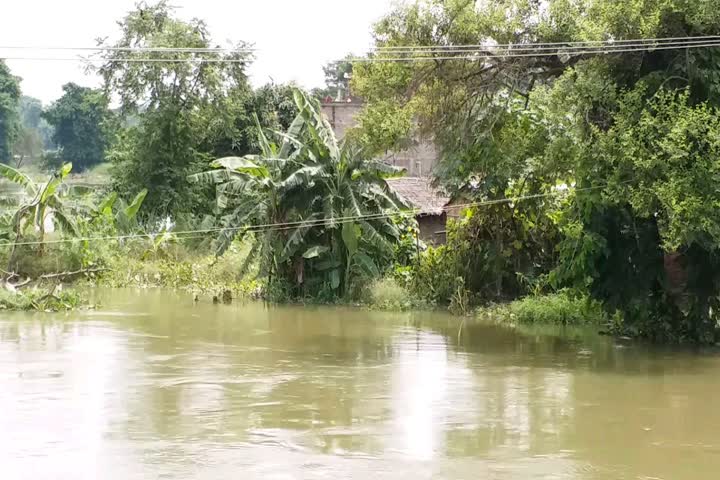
xmin=1 ymin=289 xmax=718 ymax=479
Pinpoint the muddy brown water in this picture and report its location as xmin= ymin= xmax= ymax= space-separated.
xmin=1 ymin=289 xmax=719 ymax=479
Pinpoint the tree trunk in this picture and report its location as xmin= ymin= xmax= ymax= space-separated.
xmin=664 ymin=251 xmax=687 ymax=296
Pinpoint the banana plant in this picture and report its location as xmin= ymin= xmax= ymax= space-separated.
xmin=90 ymin=189 xmax=148 ymax=234
xmin=0 ymin=163 xmax=78 ymax=261
xmin=192 ymin=89 xmax=407 ymax=296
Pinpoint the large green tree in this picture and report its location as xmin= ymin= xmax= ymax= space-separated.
xmin=99 ymin=1 xmax=252 ymax=218
xmin=19 ymin=96 xmax=54 ymax=150
xmin=205 ymin=83 xmax=299 ymax=159
xmin=312 ymin=56 xmax=354 ymax=101
xmin=42 ymin=83 xmax=114 ymax=171
xmin=354 ymin=0 xmax=720 ymax=342
xmin=0 ymin=61 xmax=21 ymax=164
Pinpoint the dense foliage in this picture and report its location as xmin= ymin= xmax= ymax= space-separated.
xmin=350 ymin=0 xmax=720 ymax=342
xmin=97 ymin=1 xmax=253 ymax=218
xmin=5 ymin=0 xmax=720 ymax=342
xmin=42 ymin=84 xmax=114 ymax=171
xmin=0 ymin=61 xmax=21 ymax=164
xmin=193 ymin=90 xmax=406 ymax=299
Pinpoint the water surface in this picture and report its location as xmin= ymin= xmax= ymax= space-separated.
xmin=1 ymin=289 xmax=718 ymax=479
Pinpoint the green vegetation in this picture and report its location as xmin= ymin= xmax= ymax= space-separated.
xmin=192 ymin=90 xmax=406 ymax=299
xmin=347 ymin=0 xmax=720 ymax=343
xmin=42 ymin=83 xmax=114 ymax=171
xmin=0 ymin=61 xmax=21 ymax=164
xmin=4 ymin=0 xmax=720 ymax=342
xmin=0 ymin=288 xmax=85 ymax=312
xmin=481 ymin=293 xmax=608 ymax=328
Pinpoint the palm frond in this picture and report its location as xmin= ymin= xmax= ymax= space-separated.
xmin=213 ymin=157 xmax=270 ymax=178
xmin=360 ymin=220 xmax=394 ymax=254
xmin=124 ymin=189 xmax=148 ymax=220
xmin=52 ymin=209 xmax=79 ymax=237
xmin=0 ymin=164 xmax=37 ymax=196
xmin=278 ymin=165 xmax=326 ymax=192
xmin=280 ymin=216 xmax=318 ymax=261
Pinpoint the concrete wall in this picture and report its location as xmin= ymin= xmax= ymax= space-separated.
xmin=321 ymin=102 xmax=438 ymax=177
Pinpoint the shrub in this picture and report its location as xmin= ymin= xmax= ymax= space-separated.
xmin=490 ymin=293 xmax=608 ymax=326
xmin=366 ymin=276 xmax=413 ymax=310
xmin=0 ymin=288 xmax=85 ymax=311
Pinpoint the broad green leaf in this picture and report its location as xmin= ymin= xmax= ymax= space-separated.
xmin=353 ymin=252 xmax=379 ymax=277
xmin=97 ymin=192 xmax=118 ymax=216
xmin=213 ymin=157 xmax=270 ymax=178
xmin=303 ymin=245 xmax=330 ymax=259
xmin=316 ymin=259 xmax=342 ymax=271
xmin=40 ymin=178 xmax=63 ymax=203
xmin=329 ymin=268 xmax=341 ymax=290
xmin=280 ymin=216 xmax=317 ymax=260
xmin=124 ymin=189 xmax=148 ymax=220
xmin=342 ymin=220 xmax=360 ymax=256
xmin=59 ymin=163 xmax=73 ymax=179
xmin=0 ymin=164 xmax=37 ymax=196
xmin=52 ymin=209 xmax=79 ymax=237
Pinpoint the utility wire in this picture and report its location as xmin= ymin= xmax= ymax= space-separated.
xmin=362 ymin=38 xmax=720 ymax=54
xmin=0 ymin=182 xmax=616 ymax=247
xmin=3 ymin=34 xmax=720 ymax=53
xmin=4 ymin=40 xmax=720 ymax=63
xmin=351 ymin=42 xmax=720 ymax=62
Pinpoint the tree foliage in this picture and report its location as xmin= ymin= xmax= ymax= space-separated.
xmin=354 ymin=0 xmax=720 ymax=342
xmin=98 ymin=0 xmax=253 ymax=217
xmin=192 ymin=90 xmax=406 ymax=298
xmin=0 ymin=61 xmax=21 ymax=164
xmin=312 ymin=56 xmax=354 ymax=101
xmin=42 ymin=83 xmax=114 ymax=171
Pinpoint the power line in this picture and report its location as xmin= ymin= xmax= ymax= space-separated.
xmin=363 ymin=37 xmax=720 ymax=55
xmin=0 ymin=57 xmax=253 ymax=63
xmin=0 ymin=182 xmax=615 ymax=247
xmin=351 ymin=42 xmax=720 ymax=62
xmin=370 ymin=34 xmax=720 ymax=50
xmin=0 ymin=45 xmax=256 ymax=53
xmin=4 ymin=40 xmax=720 ymax=64
xmin=2 ymin=34 xmax=719 ymax=54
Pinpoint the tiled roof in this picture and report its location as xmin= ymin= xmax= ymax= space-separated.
xmin=387 ymin=177 xmax=450 ymax=216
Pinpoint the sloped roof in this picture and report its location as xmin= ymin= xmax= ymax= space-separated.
xmin=387 ymin=177 xmax=450 ymax=216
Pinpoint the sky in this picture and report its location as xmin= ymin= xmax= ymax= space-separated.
xmin=0 ymin=0 xmax=396 ymax=105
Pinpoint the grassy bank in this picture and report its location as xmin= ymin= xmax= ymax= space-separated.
xmin=478 ymin=292 xmax=609 ymax=327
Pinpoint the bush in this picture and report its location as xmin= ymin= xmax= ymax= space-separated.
xmin=366 ymin=276 xmax=413 ymax=310
xmin=407 ymin=245 xmax=457 ymax=306
xmin=487 ymin=293 xmax=608 ymax=326
xmin=97 ymin=239 xmax=261 ymax=300
xmin=0 ymin=287 xmax=85 ymax=311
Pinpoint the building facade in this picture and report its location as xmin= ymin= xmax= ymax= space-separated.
xmin=320 ymin=101 xmax=438 ymax=178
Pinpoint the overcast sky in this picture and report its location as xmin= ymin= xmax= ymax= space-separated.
xmin=1 ymin=0 xmax=395 ymax=105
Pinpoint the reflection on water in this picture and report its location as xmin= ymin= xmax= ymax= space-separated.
xmin=1 ymin=289 xmax=720 ymax=479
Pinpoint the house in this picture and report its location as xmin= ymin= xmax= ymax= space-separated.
xmin=386 ymin=177 xmax=449 ymax=244
xmin=321 ymin=100 xmax=438 ymax=178
xmin=320 ymin=98 xmax=449 ymax=242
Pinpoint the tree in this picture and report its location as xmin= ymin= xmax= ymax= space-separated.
xmin=42 ymin=83 xmax=114 ymax=171
xmin=205 ymin=83 xmax=300 ymax=159
xmin=192 ymin=90 xmax=406 ymax=297
xmin=312 ymin=56 xmax=354 ymax=101
xmin=19 ymin=96 xmax=54 ymax=150
xmin=353 ymin=0 xmax=720 ymax=342
xmin=0 ymin=61 xmax=21 ymax=164
xmin=12 ymin=127 xmax=43 ymax=169
xmin=98 ymin=0 xmax=253 ymax=218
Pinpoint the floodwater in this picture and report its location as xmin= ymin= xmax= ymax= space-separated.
xmin=1 ymin=290 xmax=719 ymax=479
